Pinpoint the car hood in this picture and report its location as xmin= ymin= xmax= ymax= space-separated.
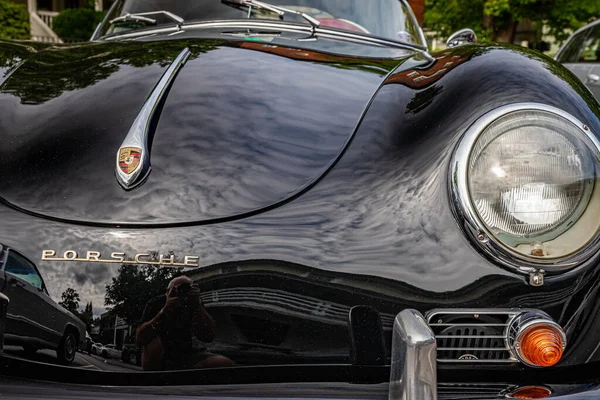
xmin=0 ymin=38 xmax=404 ymax=226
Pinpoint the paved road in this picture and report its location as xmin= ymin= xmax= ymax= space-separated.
xmin=4 ymin=346 xmax=142 ymax=372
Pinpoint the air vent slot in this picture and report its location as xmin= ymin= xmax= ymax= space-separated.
xmin=426 ymin=309 xmax=520 ymax=363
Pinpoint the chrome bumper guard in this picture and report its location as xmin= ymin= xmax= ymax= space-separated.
xmin=389 ymin=309 xmax=437 ymax=400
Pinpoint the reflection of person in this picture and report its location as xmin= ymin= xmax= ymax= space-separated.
xmin=136 ymin=276 xmax=232 ymax=371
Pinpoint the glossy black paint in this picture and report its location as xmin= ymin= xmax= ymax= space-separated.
xmin=0 ymin=39 xmax=401 ymax=224
xmin=1 ymin=29 xmax=600 ymax=393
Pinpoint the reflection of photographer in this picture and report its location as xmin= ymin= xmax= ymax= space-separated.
xmin=136 ymin=276 xmax=232 ymax=371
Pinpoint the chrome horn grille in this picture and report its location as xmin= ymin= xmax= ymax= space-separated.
xmin=425 ymin=309 xmax=521 ymax=363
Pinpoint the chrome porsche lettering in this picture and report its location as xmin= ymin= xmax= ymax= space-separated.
xmin=41 ymin=249 xmax=199 ymax=268
xmin=64 ymin=250 xmax=78 ymax=260
xmin=41 ymin=250 xmax=56 ymax=259
xmin=159 ymin=254 xmax=175 ymax=264
xmin=111 ymin=252 xmax=125 ymax=262
xmin=184 ymin=255 xmax=199 ymax=266
xmin=134 ymin=253 xmax=151 ymax=263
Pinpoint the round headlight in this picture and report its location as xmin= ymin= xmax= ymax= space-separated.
xmin=451 ymin=103 xmax=600 ymax=270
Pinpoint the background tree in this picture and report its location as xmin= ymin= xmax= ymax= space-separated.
xmin=0 ymin=0 xmax=29 ymax=40
xmin=79 ymin=301 xmax=95 ymax=333
xmin=52 ymin=7 xmax=105 ymax=42
xmin=425 ymin=0 xmax=600 ymax=43
xmin=105 ymin=264 xmax=183 ymax=325
xmin=58 ymin=287 xmax=81 ymax=315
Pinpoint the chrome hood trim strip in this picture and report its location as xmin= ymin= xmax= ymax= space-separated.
xmin=115 ymin=47 xmax=191 ymax=190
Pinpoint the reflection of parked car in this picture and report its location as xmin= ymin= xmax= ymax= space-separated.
xmin=556 ymin=19 xmax=600 ymax=100
xmin=100 ymin=344 xmax=122 ymax=359
xmin=80 ymin=332 xmax=92 ymax=354
xmin=0 ymin=245 xmax=86 ymax=364
xmin=91 ymin=342 xmax=103 ymax=355
xmin=121 ymin=342 xmax=141 ymax=366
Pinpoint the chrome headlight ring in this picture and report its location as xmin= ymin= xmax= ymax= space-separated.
xmin=450 ymin=103 xmax=600 ymax=274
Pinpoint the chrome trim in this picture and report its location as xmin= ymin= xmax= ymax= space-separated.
xmin=426 ymin=308 xmax=566 ymax=367
xmin=399 ymin=0 xmax=427 ymax=48
xmin=506 ymin=311 xmax=567 ymax=368
xmin=555 ymin=19 xmax=600 ymax=61
xmin=101 ymin=19 xmax=428 ymax=52
xmin=446 ymin=28 xmax=477 ymax=48
xmin=426 ymin=308 xmax=537 ymax=317
xmin=449 ymin=102 xmax=600 ymax=273
xmin=0 ymin=58 xmax=27 ymax=89
xmin=274 ymin=4 xmax=321 ymax=31
xmin=425 ymin=308 xmax=529 ymax=364
xmin=90 ymin=0 xmax=120 ymax=41
xmin=115 ymin=47 xmax=191 ymax=190
xmin=389 ymin=309 xmax=437 ymax=400
xmin=103 ymin=26 xmax=180 ymax=41
xmin=226 ymin=0 xmax=321 ymax=31
xmin=90 ymin=19 xmax=104 ymax=42
xmin=426 ymin=308 xmax=520 ymax=364
xmin=110 ymin=13 xmax=157 ymax=25
xmin=121 ymin=11 xmax=184 ymax=24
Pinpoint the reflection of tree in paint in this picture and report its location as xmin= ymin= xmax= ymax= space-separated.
xmin=58 ymin=287 xmax=81 ymax=314
xmin=59 ymin=287 xmax=96 ymax=332
xmin=385 ymin=50 xmax=473 ymax=89
xmin=0 ymin=40 xmax=222 ymax=105
xmin=105 ymin=263 xmax=184 ymax=325
xmin=406 ymin=84 xmax=443 ymax=114
xmin=0 ymin=40 xmax=42 ymax=82
xmin=238 ymin=41 xmax=399 ymax=76
xmin=0 ymin=38 xmax=402 ymax=106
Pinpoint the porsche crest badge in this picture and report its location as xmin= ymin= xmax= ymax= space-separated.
xmin=118 ymin=147 xmax=142 ymax=175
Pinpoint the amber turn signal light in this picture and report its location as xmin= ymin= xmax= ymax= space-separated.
xmin=517 ymin=324 xmax=564 ymax=367
xmin=510 ymin=385 xmax=552 ymax=399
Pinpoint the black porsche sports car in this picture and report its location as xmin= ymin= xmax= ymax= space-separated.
xmin=1 ymin=0 xmax=600 ymax=399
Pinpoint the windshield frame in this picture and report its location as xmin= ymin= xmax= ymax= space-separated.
xmin=91 ymin=0 xmax=427 ymax=50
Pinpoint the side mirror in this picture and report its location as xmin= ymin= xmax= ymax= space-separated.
xmin=446 ymin=28 xmax=477 ymax=48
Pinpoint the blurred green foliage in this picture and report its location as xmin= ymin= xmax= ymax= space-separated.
xmin=53 ymin=8 xmax=105 ymax=42
xmin=425 ymin=0 xmax=600 ymax=43
xmin=0 ymin=1 xmax=30 ymax=40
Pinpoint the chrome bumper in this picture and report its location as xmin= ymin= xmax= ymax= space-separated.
xmin=389 ymin=309 xmax=437 ymax=400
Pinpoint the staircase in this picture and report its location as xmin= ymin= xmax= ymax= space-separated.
xmin=30 ymin=10 xmax=62 ymax=43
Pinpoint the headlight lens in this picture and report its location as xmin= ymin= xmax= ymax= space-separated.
xmin=453 ymin=104 xmax=600 ymax=267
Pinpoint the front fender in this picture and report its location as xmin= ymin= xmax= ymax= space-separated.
xmin=329 ymin=43 xmax=600 ymax=365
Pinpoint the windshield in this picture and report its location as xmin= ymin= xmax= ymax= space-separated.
xmin=98 ymin=0 xmax=423 ymax=46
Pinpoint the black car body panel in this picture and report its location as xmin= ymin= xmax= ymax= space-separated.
xmin=0 ymin=39 xmax=399 ymax=225
xmin=1 ymin=20 xmax=600 ymax=399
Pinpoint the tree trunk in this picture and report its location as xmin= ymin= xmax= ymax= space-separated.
xmin=483 ymin=15 xmax=494 ymax=40
xmin=482 ymin=0 xmax=493 ymax=39
xmin=508 ymin=21 xmax=519 ymax=44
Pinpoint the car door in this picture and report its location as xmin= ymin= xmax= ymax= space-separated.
xmin=1 ymin=250 xmax=62 ymax=347
xmin=558 ymin=24 xmax=600 ymax=100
